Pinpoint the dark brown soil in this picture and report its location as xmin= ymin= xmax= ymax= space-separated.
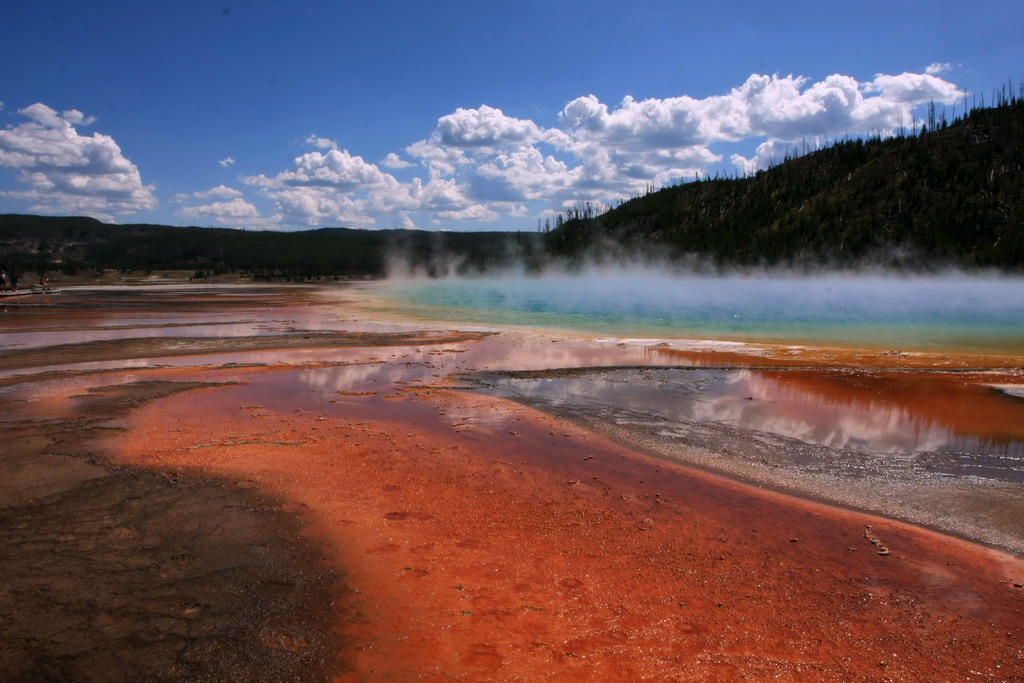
xmin=0 ymin=381 xmax=343 ymax=682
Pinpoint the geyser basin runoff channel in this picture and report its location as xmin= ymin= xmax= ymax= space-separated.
xmin=474 ymin=367 xmax=1024 ymax=475
xmin=466 ymin=365 xmax=1024 ymax=551
xmin=374 ymin=272 xmax=1024 ymax=352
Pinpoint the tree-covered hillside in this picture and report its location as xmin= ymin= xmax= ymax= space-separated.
xmin=547 ymin=98 xmax=1024 ymax=270
xmin=0 ymin=214 xmax=543 ymax=279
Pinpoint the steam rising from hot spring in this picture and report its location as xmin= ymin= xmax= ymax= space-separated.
xmin=377 ymin=266 xmax=1024 ymax=350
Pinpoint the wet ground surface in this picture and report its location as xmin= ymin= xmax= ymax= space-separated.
xmin=0 ymin=285 xmax=486 ymax=680
xmin=2 ymin=282 xmax=1023 ymax=679
xmin=469 ymin=366 xmax=1024 ymax=465
xmin=464 ymin=364 xmax=1024 ymax=553
xmin=104 ymin=366 xmax=1024 ymax=680
xmin=0 ymin=380 xmax=341 ymax=681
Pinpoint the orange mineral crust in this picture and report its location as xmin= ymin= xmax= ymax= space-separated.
xmin=750 ymin=367 xmax=1024 ymax=445
xmin=651 ymin=342 xmax=1024 ymax=370
xmin=105 ymin=364 xmax=1024 ymax=680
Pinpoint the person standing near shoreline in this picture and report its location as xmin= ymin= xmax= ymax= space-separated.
xmin=10 ymin=272 xmax=19 ymax=291
xmin=0 ymin=270 xmax=7 ymax=290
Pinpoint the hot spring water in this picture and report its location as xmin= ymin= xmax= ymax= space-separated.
xmin=374 ymin=272 xmax=1024 ymax=352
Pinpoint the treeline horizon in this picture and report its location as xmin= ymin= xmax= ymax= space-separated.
xmin=1 ymin=94 xmax=1022 ymax=279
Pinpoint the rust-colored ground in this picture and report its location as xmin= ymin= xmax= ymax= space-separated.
xmin=100 ymin=359 xmax=1024 ymax=680
xmin=653 ymin=340 xmax=1024 ymax=370
xmin=749 ymin=367 xmax=1024 ymax=444
xmin=2 ymin=285 xmax=1022 ymax=680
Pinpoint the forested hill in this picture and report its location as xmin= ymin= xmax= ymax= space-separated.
xmin=547 ymin=99 xmax=1024 ymax=270
xmin=0 ymin=215 xmax=543 ymax=279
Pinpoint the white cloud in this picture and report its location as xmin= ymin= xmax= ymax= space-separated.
xmin=258 ymin=185 xmax=378 ymax=226
xmin=59 ymin=108 xmax=96 ymax=126
xmin=867 ymin=72 xmax=963 ymax=105
xmin=405 ymin=99 xmax=725 ymax=207
xmin=272 ymin=148 xmax=394 ymax=190
xmin=405 ymin=138 xmax=468 ymax=177
xmin=926 ymin=62 xmax=953 ymax=75
xmin=730 ymin=139 xmax=800 ymax=175
xmin=0 ymin=102 xmax=157 ymax=220
xmin=381 ymin=152 xmax=414 ymax=169
xmin=219 ymin=156 xmax=235 ymax=167
xmin=176 ymin=197 xmax=284 ymax=229
xmin=174 ymin=185 xmax=281 ymax=228
xmin=306 ymin=135 xmax=338 ymax=150
xmin=434 ymin=105 xmax=544 ymax=148
xmin=552 ymin=71 xmax=965 ymax=180
xmin=436 ymin=204 xmax=500 ymax=222
xmin=240 ymin=144 xmax=491 ymax=227
xmin=725 ymin=72 xmax=961 ymax=172
xmin=560 ymin=93 xmax=708 ymax=148
xmin=242 ymin=148 xmax=394 ymax=226
xmin=738 ymin=73 xmax=904 ymax=140
xmin=472 ymin=146 xmax=578 ymax=201
xmin=176 ymin=184 xmax=243 ymax=201
xmin=232 ymin=69 xmax=964 ymax=227
xmin=179 ymin=197 xmax=259 ymax=221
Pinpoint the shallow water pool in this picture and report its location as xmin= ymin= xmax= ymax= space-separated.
xmin=374 ymin=272 xmax=1024 ymax=352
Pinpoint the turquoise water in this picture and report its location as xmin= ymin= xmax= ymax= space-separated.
xmin=373 ymin=272 xmax=1024 ymax=352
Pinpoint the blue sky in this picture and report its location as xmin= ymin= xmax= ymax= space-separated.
xmin=1 ymin=0 xmax=1021 ymax=231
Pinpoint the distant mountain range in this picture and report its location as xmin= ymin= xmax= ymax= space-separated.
xmin=2 ymin=98 xmax=1021 ymax=278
